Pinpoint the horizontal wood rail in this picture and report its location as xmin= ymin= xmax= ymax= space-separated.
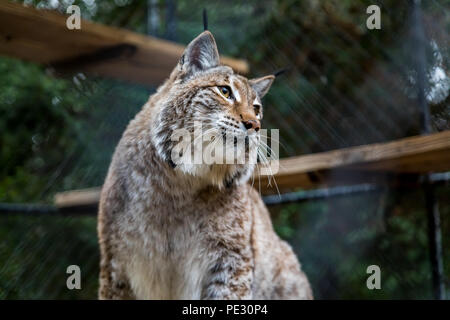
xmin=54 ymin=131 xmax=450 ymax=207
xmin=0 ymin=2 xmax=249 ymax=87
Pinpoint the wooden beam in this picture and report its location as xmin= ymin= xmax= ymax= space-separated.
xmin=0 ymin=2 xmax=248 ymax=87
xmin=54 ymin=131 xmax=450 ymax=207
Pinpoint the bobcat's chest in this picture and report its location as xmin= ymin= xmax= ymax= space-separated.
xmin=126 ymin=222 xmax=212 ymax=299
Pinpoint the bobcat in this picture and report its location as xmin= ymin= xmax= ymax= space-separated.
xmin=98 ymin=30 xmax=312 ymax=300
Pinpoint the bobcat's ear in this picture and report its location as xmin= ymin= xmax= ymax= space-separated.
xmin=179 ymin=31 xmax=220 ymax=76
xmin=249 ymin=75 xmax=275 ymax=98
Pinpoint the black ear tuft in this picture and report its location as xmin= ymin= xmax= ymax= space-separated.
xmin=180 ymin=31 xmax=220 ymax=75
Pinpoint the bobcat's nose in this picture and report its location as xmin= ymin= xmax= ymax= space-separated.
xmin=242 ymin=120 xmax=260 ymax=132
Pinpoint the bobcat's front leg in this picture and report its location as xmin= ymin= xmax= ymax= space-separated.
xmin=202 ymin=246 xmax=254 ymax=300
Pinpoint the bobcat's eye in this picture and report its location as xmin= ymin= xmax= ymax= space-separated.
xmin=218 ymin=86 xmax=232 ymax=99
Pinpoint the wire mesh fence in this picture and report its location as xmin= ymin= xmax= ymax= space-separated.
xmin=0 ymin=0 xmax=449 ymax=299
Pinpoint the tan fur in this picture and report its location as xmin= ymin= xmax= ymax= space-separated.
xmin=98 ymin=31 xmax=312 ymax=300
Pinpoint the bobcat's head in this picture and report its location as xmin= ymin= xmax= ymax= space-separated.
xmin=153 ymin=31 xmax=274 ymax=189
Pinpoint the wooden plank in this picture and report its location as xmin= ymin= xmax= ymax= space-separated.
xmin=0 ymin=2 xmax=248 ymax=86
xmin=258 ymin=130 xmax=450 ymax=193
xmin=54 ymin=187 xmax=101 ymax=209
xmin=54 ymin=131 xmax=450 ymax=206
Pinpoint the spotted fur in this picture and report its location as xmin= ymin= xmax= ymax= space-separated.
xmin=98 ymin=31 xmax=312 ymax=300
